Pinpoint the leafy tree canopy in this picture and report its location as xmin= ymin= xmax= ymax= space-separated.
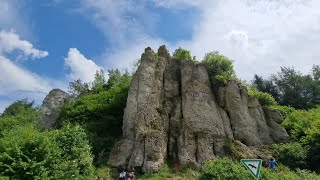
xmin=202 ymin=51 xmax=236 ymax=85
xmin=172 ymin=47 xmax=192 ymax=61
xmin=252 ymin=65 xmax=320 ymax=109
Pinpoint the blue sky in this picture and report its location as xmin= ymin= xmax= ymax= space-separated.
xmin=1 ymin=0 xmax=320 ymax=112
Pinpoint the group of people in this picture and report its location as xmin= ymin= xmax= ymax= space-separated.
xmin=118 ymin=168 xmax=135 ymax=180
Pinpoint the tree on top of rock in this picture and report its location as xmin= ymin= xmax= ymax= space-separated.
xmin=202 ymin=51 xmax=236 ymax=85
xmin=172 ymin=47 xmax=193 ymax=61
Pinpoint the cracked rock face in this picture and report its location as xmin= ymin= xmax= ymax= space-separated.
xmin=108 ymin=46 xmax=289 ymax=172
xmin=38 ymin=89 xmax=69 ymax=129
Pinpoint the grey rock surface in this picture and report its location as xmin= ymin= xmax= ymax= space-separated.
xmin=108 ymin=46 xmax=289 ymax=172
xmin=38 ymin=89 xmax=69 ymax=129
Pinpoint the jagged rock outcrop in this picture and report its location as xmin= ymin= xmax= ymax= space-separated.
xmin=108 ymin=46 xmax=289 ymax=172
xmin=38 ymin=89 xmax=69 ymax=129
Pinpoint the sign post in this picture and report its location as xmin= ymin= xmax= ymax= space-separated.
xmin=240 ymin=159 xmax=262 ymax=180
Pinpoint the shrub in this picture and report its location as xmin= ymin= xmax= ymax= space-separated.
xmin=172 ymin=47 xmax=192 ymax=61
xmin=202 ymin=51 xmax=236 ymax=85
xmin=199 ymin=157 xmax=251 ymax=180
xmin=59 ymin=72 xmax=131 ymax=164
xmin=273 ymin=142 xmax=307 ymax=169
xmin=248 ymin=88 xmax=277 ymax=106
xmin=269 ymin=105 xmax=295 ymax=119
xmin=282 ymin=107 xmax=320 ymax=140
xmin=1 ymin=98 xmax=35 ymax=117
xmin=0 ymin=124 xmax=94 ymax=179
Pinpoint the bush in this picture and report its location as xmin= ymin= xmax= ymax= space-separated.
xmin=0 ymin=124 xmax=94 ymax=179
xmin=269 ymin=105 xmax=295 ymax=119
xmin=202 ymin=51 xmax=236 ymax=85
xmin=1 ymin=98 xmax=35 ymax=117
xmin=172 ymin=47 xmax=192 ymax=61
xmin=248 ymin=88 xmax=277 ymax=106
xmin=273 ymin=142 xmax=307 ymax=169
xmin=282 ymin=107 xmax=320 ymax=140
xmin=59 ymin=72 xmax=131 ymax=164
xmin=199 ymin=157 xmax=251 ymax=180
xmin=199 ymin=157 xmax=320 ymax=180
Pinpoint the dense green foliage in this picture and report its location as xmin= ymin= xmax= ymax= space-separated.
xmin=139 ymin=163 xmax=199 ymax=180
xmin=172 ymin=47 xmax=192 ymax=61
xmin=253 ymin=65 xmax=320 ymax=109
xmin=248 ymin=88 xmax=277 ymax=106
xmin=269 ymin=105 xmax=295 ymax=119
xmin=59 ymin=69 xmax=131 ymax=164
xmin=0 ymin=101 xmax=94 ymax=179
xmin=1 ymin=98 xmax=35 ymax=117
xmin=199 ymin=157 xmax=320 ymax=180
xmin=282 ymin=106 xmax=320 ymax=171
xmin=273 ymin=142 xmax=307 ymax=169
xmin=199 ymin=157 xmax=251 ymax=180
xmin=202 ymin=51 xmax=236 ymax=85
xmin=1 ymin=48 xmax=320 ymax=178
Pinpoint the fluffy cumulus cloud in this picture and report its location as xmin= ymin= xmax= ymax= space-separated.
xmin=0 ymin=30 xmax=49 ymax=60
xmin=0 ymin=31 xmax=59 ymax=113
xmin=165 ymin=0 xmax=320 ymax=79
xmin=78 ymin=0 xmax=168 ymax=70
xmin=65 ymin=48 xmax=104 ymax=83
xmin=80 ymin=0 xmax=320 ymax=80
xmin=0 ymin=56 xmax=56 ymax=113
xmin=0 ymin=56 xmax=51 ymax=95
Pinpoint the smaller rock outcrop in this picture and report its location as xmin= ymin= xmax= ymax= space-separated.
xmin=38 ymin=89 xmax=69 ymax=129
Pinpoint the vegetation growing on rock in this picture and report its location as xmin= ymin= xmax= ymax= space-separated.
xmin=1 ymin=46 xmax=320 ymax=179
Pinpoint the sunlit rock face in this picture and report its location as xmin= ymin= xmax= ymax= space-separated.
xmin=108 ymin=45 xmax=289 ymax=172
xmin=38 ymin=89 xmax=69 ymax=129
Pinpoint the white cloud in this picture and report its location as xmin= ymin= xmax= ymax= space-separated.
xmin=80 ymin=0 xmax=320 ymax=81
xmin=175 ymin=0 xmax=320 ymax=79
xmin=0 ymin=30 xmax=48 ymax=60
xmin=0 ymin=55 xmax=66 ymax=113
xmin=0 ymin=0 xmax=32 ymax=38
xmin=65 ymin=48 xmax=104 ymax=83
xmin=80 ymin=0 xmax=157 ymax=46
xmin=78 ymin=0 xmax=166 ymax=71
xmin=0 ymin=56 xmax=51 ymax=95
xmin=0 ymin=30 xmax=62 ymax=113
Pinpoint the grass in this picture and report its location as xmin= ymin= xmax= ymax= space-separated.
xmin=138 ymin=163 xmax=200 ymax=180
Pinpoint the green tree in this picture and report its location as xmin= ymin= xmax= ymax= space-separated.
xmin=59 ymin=71 xmax=131 ymax=164
xmin=252 ymin=65 xmax=320 ymax=109
xmin=273 ymin=142 xmax=308 ymax=169
xmin=272 ymin=67 xmax=313 ymax=109
xmin=252 ymin=74 xmax=281 ymax=102
xmin=172 ymin=47 xmax=192 ymax=61
xmin=0 ymin=101 xmax=94 ymax=179
xmin=282 ymin=107 xmax=320 ymax=171
xmin=68 ymin=79 xmax=89 ymax=99
xmin=1 ymin=98 xmax=35 ymax=117
xmin=202 ymin=51 xmax=236 ymax=85
xmin=92 ymin=69 xmax=106 ymax=93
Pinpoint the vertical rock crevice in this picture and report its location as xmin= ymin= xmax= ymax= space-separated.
xmin=107 ymin=46 xmax=289 ymax=172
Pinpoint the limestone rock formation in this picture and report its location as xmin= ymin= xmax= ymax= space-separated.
xmin=108 ymin=46 xmax=289 ymax=172
xmin=38 ymin=89 xmax=69 ymax=129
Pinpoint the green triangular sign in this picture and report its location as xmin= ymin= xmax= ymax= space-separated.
xmin=240 ymin=159 xmax=262 ymax=179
